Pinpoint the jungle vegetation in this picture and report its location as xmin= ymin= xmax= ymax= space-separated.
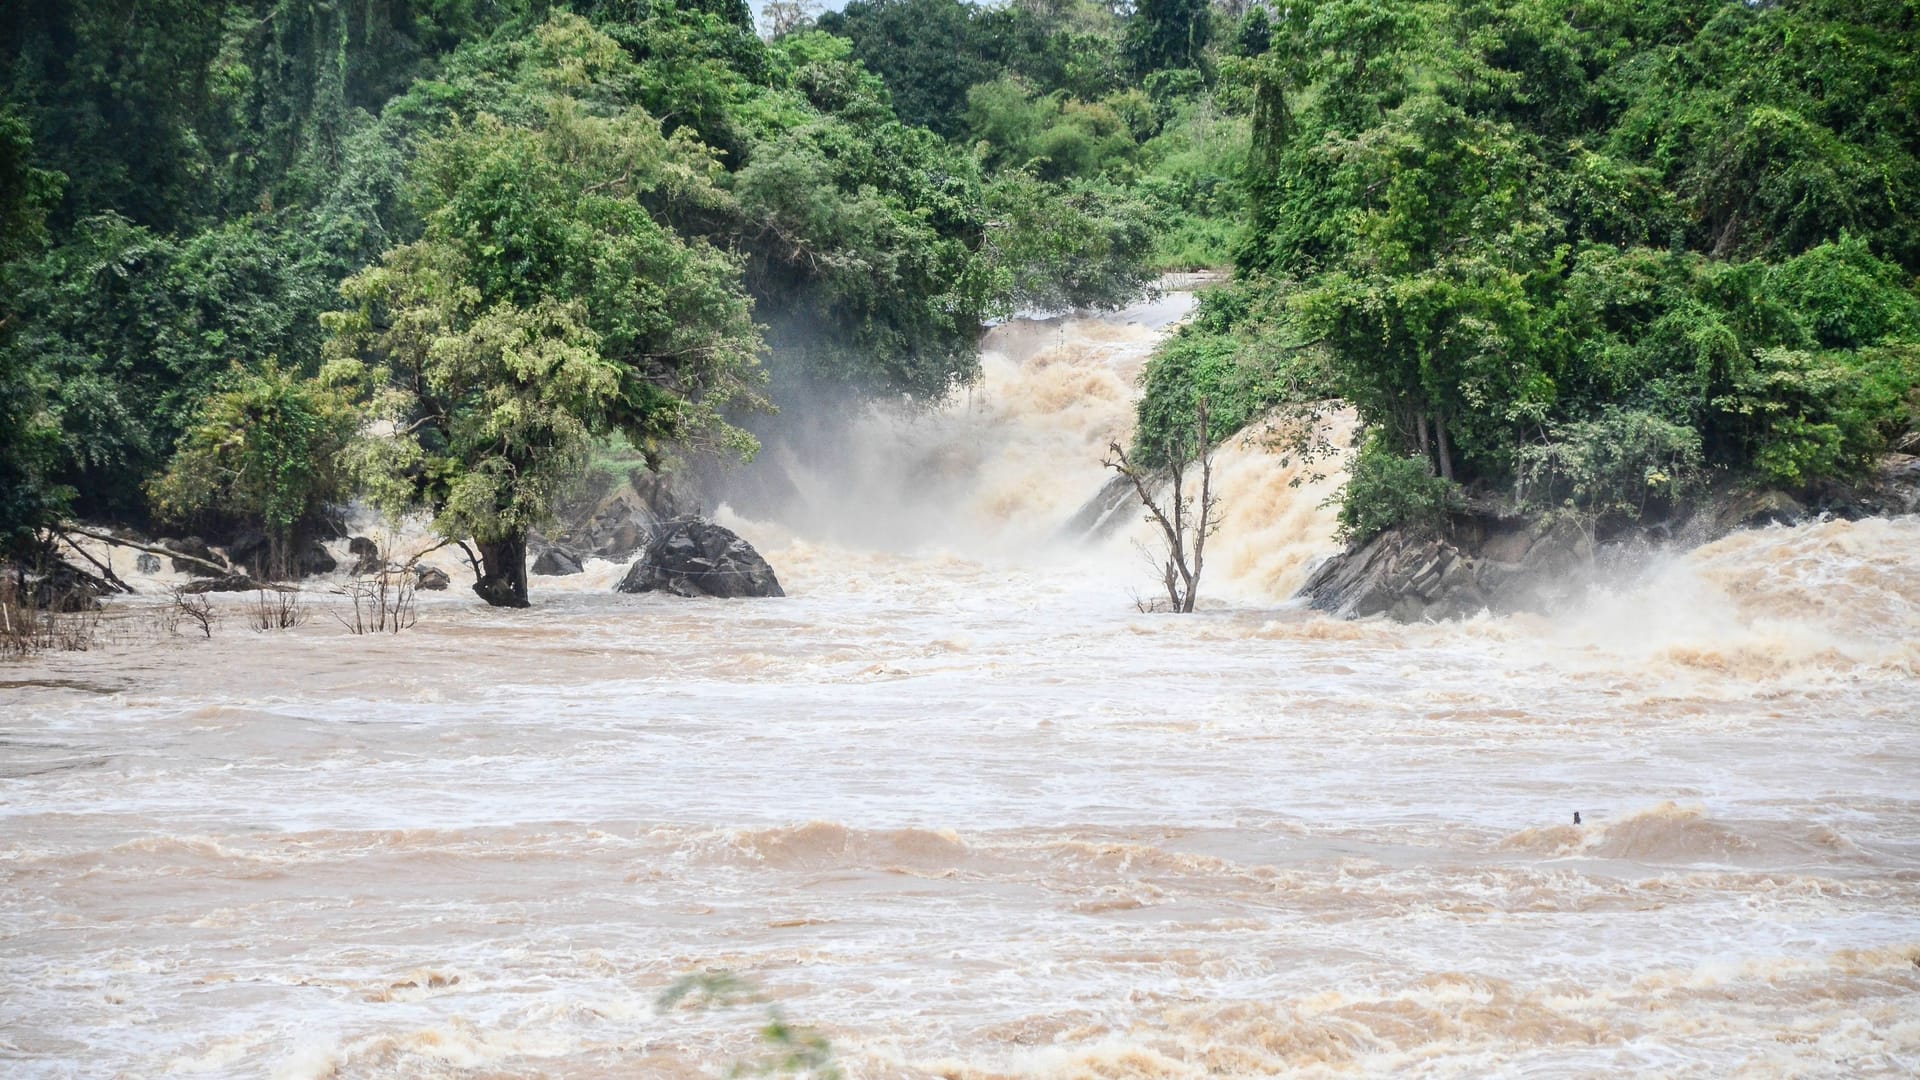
xmin=1127 ymin=0 xmax=1920 ymax=541
xmin=3 ymin=0 xmax=1917 ymax=601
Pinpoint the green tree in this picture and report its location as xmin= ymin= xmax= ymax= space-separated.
xmin=1124 ymin=0 xmax=1212 ymax=76
xmin=148 ymin=360 xmax=358 ymax=578
xmin=322 ymin=17 xmax=765 ymax=607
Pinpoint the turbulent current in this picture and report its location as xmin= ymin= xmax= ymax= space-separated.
xmin=5 ymin=293 xmax=1919 ymax=1078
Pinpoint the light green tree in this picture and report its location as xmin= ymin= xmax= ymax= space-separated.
xmin=322 ymin=16 xmax=765 ymax=608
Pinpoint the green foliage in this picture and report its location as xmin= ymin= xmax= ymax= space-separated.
xmin=148 ymin=360 xmax=358 ymax=573
xmin=1336 ymin=432 xmax=1461 ymax=545
xmin=1124 ymin=0 xmax=1213 ymax=76
xmin=1715 ymin=345 xmax=1920 ymax=487
xmin=1132 ymin=284 xmax=1335 ymax=467
xmin=4 ymin=211 xmax=342 ymax=520
xmin=815 ymin=0 xmax=995 ymax=136
xmin=1516 ymin=408 xmax=1704 ymax=520
xmin=965 ymin=78 xmax=1139 ymax=181
xmin=981 ymin=171 xmax=1157 ymax=314
xmin=1190 ymin=0 xmax=1920 ymax=536
xmin=323 ymin=20 xmax=767 ymax=552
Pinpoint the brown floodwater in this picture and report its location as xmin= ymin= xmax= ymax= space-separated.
xmin=4 ymin=296 xmax=1918 ymax=1078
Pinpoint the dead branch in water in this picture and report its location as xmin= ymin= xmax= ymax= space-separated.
xmin=332 ymin=568 xmax=418 ymax=635
xmin=1104 ymin=398 xmax=1221 ymax=613
xmin=167 ymin=587 xmax=218 ymax=639
xmin=248 ymin=588 xmax=308 ymax=632
xmin=51 ymin=530 xmax=134 ymax=593
xmin=61 ymin=524 xmax=231 ymax=578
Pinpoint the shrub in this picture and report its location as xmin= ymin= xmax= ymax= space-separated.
xmin=1714 ymin=344 xmax=1919 ymax=486
xmin=1335 ymin=433 xmax=1460 ymax=545
xmin=1517 ymin=407 xmax=1705 ymax=519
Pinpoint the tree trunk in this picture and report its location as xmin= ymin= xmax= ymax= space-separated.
xmin=1415 ymin=412 xmax=1433 ymax=474
xmin=473 ymin=531 xmax=530 ymax=608
xmin=1435 ymin=414 xmax=1456 ymax=483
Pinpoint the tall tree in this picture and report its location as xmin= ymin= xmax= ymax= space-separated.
xmin=323 ymin=17 xmax=765 ymax=607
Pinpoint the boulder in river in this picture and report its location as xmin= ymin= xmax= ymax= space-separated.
xmin=531 ymin=547 xmax=584 ymax=576
xmin=164 ymin=537 xmax=227 ymax=577
xmin=296 ymin=541 xmax=337 ymax=577
xmin=415 ymin=566 xmax=450 ymax=591
xmin=345 ymin=536 xmax=384 ymax=575
xmin=616 ymin=518 xmax=783 ymax=599
xmin=179 ymin=573 xmax=264 ymax=594
xmin=135 ymin=553 xmax=162 ymax=574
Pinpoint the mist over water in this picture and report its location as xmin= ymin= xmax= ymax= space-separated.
xmin=5 ymin=296 xmax=1919 ymax=1077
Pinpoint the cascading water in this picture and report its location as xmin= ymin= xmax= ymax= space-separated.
xmin=4 ymin=292 xmax=1917 ymax=1078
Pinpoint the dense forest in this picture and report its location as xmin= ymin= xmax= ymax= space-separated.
xmin=3 ymin=0 xmax=1917 ymax=605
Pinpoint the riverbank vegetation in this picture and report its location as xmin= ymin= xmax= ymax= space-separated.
xmin=0 ymin=0 xmax=1202 ymax=604
xmin=1131 ymin=0 xmax=1920 ymax=542
xmin=4 ymin=0 xmax=1917 ymax=609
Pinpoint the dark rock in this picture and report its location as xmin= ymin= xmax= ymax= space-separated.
xmin=603 ymin=521 xmax=645 ymax=559
xmin=221 ymin=529 xmax=273 ymax=578
xmin=135 ymin=553 xmax=162 ymax=574
xmin=164 ymin=537 xmax=227 ymax=577
xmin=1300 ymin=450 xmax=1920 ymax=624
xmin=615 ymin=518 xmax=783 ymax=599
xmin=1301 ymin=531 xmax=1492 ymax=621
xmin=216 ymin=530 xmax=336 ymax=579
xmin=179 ymin=573 xmax=263 ymax=593
xmin=297 ymin=541 xmax=336 ymax=577
xmin=415 ymin=566 xmax=450 ymax=591
xmin=1061 ymin=471 xmax=1164 ymax=542
xmin=531 ymin=547 xmax=584 ymax=576
xmin=553 ymin=472 xmax=698 ymax=559
xmin=347 ymin=537 xmax=384 ymax=575
xmin=1300 ymin=513 xmax=1598 ymax=623
xmin=1718 ymin=490 xmax=1804 ymax=532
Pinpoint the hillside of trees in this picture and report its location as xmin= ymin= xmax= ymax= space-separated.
xmin=1126 ymin=0 xmax=1920 ymax=542
xmin=4 ymin=0 xmax=1917 ymax=605
xmin=0 ymin=0 xmax=1173 ymax=602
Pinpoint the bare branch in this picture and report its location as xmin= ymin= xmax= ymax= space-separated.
xmin=61 ymin=524 xmax=230 ymax=578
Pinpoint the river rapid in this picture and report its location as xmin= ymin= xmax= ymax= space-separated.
xmin=4 ymin=295 xmax=1919 ymax=1078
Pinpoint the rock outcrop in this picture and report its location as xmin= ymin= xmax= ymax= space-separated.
xmin=615 ymin=518 xmax=783 ymax=599
xmin=1300 ymin=453 xmax=1920 ymax=622
xmin=346 ymin=536 xmax=382 ymax=576
xmin=1299 ymin=516 xmax=1592 ymax=622
xmin=178 ymin=573 xmax=264 ymax=593
xmin=220 ymin=530 xmax=336 ymax=580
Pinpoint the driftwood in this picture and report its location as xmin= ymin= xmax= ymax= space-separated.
xmin=52 ymin=530 xmax=135 ymax=593
xmin=60 ymin=524 xmax=233 ymax=578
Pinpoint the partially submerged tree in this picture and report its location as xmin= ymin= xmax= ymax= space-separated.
xmin=1105 ymin=398 xmax=1220 ymax=612
xmin=148 ymin=360 xmax=358 ymax=580
xmin=322 ymin=17 xmax=765 ymax=608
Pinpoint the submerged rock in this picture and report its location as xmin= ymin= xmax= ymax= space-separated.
xmin=178 ymin=573 xmax=263 ymax=594
xmin=616 ymin=518 xmax=783 ymax=599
